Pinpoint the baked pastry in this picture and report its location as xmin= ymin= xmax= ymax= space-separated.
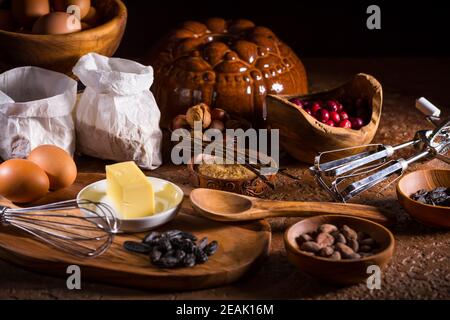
xmin=148 ymin=18 xmax=308 ymax=128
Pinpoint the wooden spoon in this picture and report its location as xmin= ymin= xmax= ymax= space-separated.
xmin=190 ymin=188 xmax=394 ymax=226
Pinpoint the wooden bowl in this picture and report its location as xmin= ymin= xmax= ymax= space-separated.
xmin=266 ymin=73 xmax=383 ymax=164
xmin=284 ymin=215 xmax=395 ymax=285
xmin=0 ymin=0 xmax=127 ymax=75
xmin=397 ymin=169 xmax=450 ymax=229
xmin=188 ymin=153 xmax=277 ymax=197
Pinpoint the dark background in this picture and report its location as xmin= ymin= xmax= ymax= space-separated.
xmin=117 ymin=0 xmax=450 ymax=59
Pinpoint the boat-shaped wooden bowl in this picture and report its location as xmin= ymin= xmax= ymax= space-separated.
xmin=266 ymin=73 xmax=383 ymax=164
xmin=397 ymin=169 xmax=450 ymax=229
xmin=0 ymin=0 xmax=127 ymax=75
xmin=284 ymin=215 xmax=395 ymax=285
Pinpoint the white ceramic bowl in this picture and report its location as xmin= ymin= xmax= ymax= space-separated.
xmin=77 ymin=177 xmax=184 ymax=233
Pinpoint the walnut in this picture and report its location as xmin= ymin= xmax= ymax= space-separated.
xmin=186 ymin=103 xmax=211 ymax=129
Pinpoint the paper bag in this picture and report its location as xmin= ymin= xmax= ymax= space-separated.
xmin=0 ymin=66 xmax=77 ymax=160
xmin=73 ymin=53 xmax=162 ymax=169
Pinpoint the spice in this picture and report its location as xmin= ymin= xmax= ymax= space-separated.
xmin=296 ymin=224 xmax=379 ymax=260
xmin=198 ymin=163 xmax=257 ymax=180
xmin=410 ymin=187 xmax=450 ymax=207
xmin=123 ymin=230 xmax=219 ymax=269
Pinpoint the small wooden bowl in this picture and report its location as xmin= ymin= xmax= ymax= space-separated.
xmin=266 ymin=73 xmax=383 ymax=164
xmin=284 ymin=215 xmax=395 ymax=285
xmin=188 ymin=154 xmax=277 ymax=197
xmin=0 ymin=0 xmax=127 ymax=75
xmin=397 ymin=169 xmax=450 ymax=229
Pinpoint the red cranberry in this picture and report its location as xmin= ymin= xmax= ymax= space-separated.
xmin=339 ymin=111 xmax=349 ymax=121
xmin=326 ymin=100 xmax=339 ymax=112
xmin=290 ymin=98 xmax=303 ymax=108
xmin=318 ymin=109 xmax=330 ymax=122
xmin=304 ymin=109 xmax=313 ymax=116
xmin=350 ymin=117 xmax=364 ymax=130
xmin=326 ymin=120 xmax=335 ymax=127
xmin=336 ymin=102 xmax=344 ymax=112
xmin=339 ymin=119 xmax=352 ymax=128
xmin=329 ymin=111 xmax=340 ymax=124
xmin=311 ymin=102 xmax=321 ymax=115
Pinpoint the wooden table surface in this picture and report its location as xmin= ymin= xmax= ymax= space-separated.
xmin=1 ymin=58 xmax=449 ymax=299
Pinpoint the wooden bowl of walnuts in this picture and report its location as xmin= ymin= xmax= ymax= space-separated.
xmin=284 ymin=215 xmax=395 ymax=285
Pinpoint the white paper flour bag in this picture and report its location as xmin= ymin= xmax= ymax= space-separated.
xmin=0 ymin=67 xmax=77 ymax=160
xmin=73 ymin=53 xmax=162 ymax=169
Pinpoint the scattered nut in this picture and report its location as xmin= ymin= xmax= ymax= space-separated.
xmin=210 ymin=108 xmax=228 ymax=121
xmin=186 ymin=103 xmax=211 ymax=128
xmin=172 ymin=114 xmax=189 ymax=130
xmin=210 ymin=119 xmax=225 ymax=131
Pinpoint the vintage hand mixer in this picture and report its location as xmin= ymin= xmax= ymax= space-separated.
xmin=310 ymin=97 xmax=450 ymax=202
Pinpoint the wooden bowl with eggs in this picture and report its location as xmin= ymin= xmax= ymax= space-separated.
xmin=0 ymin=0 xmax=127 ymax=75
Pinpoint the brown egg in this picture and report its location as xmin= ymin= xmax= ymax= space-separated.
xmin=11 ymin=0 xmax=50 ymax=28
xmin=0 ymin=9 xmax=15 ymax=31
xmin=0 ymin=159 xmax=49 ymax=203
xmin=52 ymin=0 xmax=90 ymax=19
xmin=32 ymin=12 xmax=81 ymax=35
xmin=82 ymin=6 xmax=98 ymax=25
xmin=28 ymin=145 xmax=77 ymax=190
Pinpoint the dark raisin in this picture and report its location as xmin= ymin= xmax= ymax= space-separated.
xmin=175 ymin=249 xmax=186 ymax=261
xmin=195 ymin=247 xmax=209 ymax=264
xmin=143 ymin=231 xmax=160 ymax=244
xmin=163 ymin=230 xmax=183 ymax=239
xmin=150 ymin=247 xmax=162 ymax=262
xmin=182 ymin=254 xmax=196 ymax=267
xmin=123 ymin=241 xmax=151 ymax=254
xmin=159 ymin=238 xmax=172 ymax=252
xmin=180 ymin=232 xmax=197 ymax=241
xmin=204 ymin=241 xmax=218 ymax=256
xmin=197 ymin=237 xmax=208 ymax=250
xmin=156 ymin=255 xmax=179 ymax=268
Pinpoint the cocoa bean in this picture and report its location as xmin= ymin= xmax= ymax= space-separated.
xmin=341 ymin=225 xmax=357 ymax=241
xmin=360 ymin=245 xmax=372 ymax=252
xmin=360 ymin=238 xmax=376 ymax=246
xmin=300 ymin=241 xmax=321 ymax=253
xmin=330 ymin=251 xmax=341 ymax=260
xmin=319 ymin=246 xmax=334 ymax=257
xmin=336 ymin=242 xmax=357 ymax=259
xmin=333 ymin=232 xmax=347 ymax=244
xmin=319 ymin=224 xmax=338 ymax=234
xmin=348 ymin=238 xmax=359 ymax=252
xmin=316 ymin=232 xmax=335 ymax=248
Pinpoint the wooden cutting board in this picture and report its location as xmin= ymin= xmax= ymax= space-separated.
xmin=0 ymin=173 xmax=271 ymax=291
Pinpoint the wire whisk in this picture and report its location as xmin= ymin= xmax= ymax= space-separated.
xmin=0 ymin=199 xmax=119 ymax=258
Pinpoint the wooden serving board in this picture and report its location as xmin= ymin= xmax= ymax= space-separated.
xmin=0 ymin=173 xmax=271 ymax=291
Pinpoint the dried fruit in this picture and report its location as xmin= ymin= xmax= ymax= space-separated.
xmin=123 ymin=241 xmax=151 ymax=254
xmin=410 ymin=187 xmax=450 ymax=207
xmin=123 ymin=229 xmax=219 ymax=269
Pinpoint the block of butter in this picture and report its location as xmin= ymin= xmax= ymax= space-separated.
xmin=106 ymin=161 xmax=155 ymax=219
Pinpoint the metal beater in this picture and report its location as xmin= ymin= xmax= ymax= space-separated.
xmin=0 ymin=199 xmax=119 ymax=258
xmin=310 ymin=97 xmax=450 ymax=202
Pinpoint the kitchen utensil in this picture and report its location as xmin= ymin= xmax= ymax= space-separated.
xmin=266 ymin=73 xmax=383 ymax=163
xmin=0 ymin=173 xmax=271 ymax=291
xmin=284 ymin=215 xmax=395 ymax=285
xmin=0 ymin=199 xmax=118 ymax=258
xmin=0 ymin=0 xmax=127 ymax=75
xmin=190 ymin=188 xmax=393 ymax=225
xmin=77 ymin=176 xmax=184 ymax=232
xmin=311 ymin=97 xmax=450 ymax=202
xmin=397 ymin=169 xmax=450 ymax=228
